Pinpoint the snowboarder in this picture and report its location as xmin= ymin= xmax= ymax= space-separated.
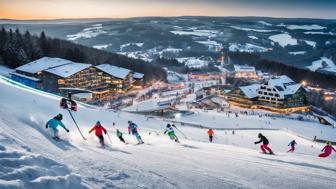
xmin=89 ymin=121 xmax=107 ymax=147
xmin=60 ymin=93 xmax=77 ymax=111
xmin=116 ymin=129 xmax=126 ymax=143
xmin=207 ymin=128 xmax=214 ymax=143
xmin=254 ymin=133 xmax=273 ymax=154
xmin=164 ymin=124 xmax=179 ymax=143
xmin=318 ymin=141 xmax=336 ymax=158
xmin=128 ymin=121 xmax=144 ymax=144
xmin=287 ymin=140 xmax=297 ymax=153
xmin=45 ymin=113 xmax=69 ymax=141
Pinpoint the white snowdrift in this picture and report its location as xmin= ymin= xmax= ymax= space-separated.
xmin=0 ymin=145 xmax=88 ymax=189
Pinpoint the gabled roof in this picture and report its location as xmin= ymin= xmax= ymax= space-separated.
xmin=16 ymin=57 xmax=73 ymax=74
xmin=44 ymin=63 xmax=92 ymax=78
xmin=264 ymin=75 xmax=302 ymax=97
xmin=234 ymin=65 xmax=256 ymax=72
xmin=133 ymin=72 xmax=144 ymax=79
xmin=239 ymin=84 xmax=261 ymax=99
xmin=95 ymin=64 xmax=131 ymax=79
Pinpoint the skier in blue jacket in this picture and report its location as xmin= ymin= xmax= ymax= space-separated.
xmin=45 ymin=114 xmax=69 ymax=140
xmin=128 ymin=121 xmax=144 ymax=144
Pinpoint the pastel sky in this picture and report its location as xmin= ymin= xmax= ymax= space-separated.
xmin=0 ymin=0 xmax=335 ymax=20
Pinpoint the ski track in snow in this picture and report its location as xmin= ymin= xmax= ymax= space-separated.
xmin=0 ymin=77 xmax=336 ymax=189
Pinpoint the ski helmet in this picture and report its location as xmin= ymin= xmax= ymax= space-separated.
xmin=258 ymin=133 xmax=262 ymax=138
xmin=167 ymin=124 xmax=171 ymax=128
xmin=97 ymin=121 xmax=101 ymax=125
xmin=56 ymin=113 xmax=63 ymax=120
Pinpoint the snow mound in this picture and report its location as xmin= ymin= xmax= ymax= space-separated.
xmin=0 ymin=145 xmax=88 ymax=189
xmin=269 ymin=33 xmax=297 ymax=47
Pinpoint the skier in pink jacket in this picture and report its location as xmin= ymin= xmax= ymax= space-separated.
xmin=318 ymin=142 xmax=336 ymax=158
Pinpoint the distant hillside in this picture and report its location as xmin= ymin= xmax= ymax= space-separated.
xmin=0 ymin=27 xmax=167 ymax=82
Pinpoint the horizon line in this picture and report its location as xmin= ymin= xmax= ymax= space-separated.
xmin=1 ymin=15 xmax=336 ymax=22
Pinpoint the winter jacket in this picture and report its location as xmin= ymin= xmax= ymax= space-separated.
xmin=255 ymin=135 xmax=269 ymax=145
xmin=89 ymin=124 xmax=107 ymax=136
xmin=46 ymin=118 xmax=67 ymax=131
xmin=128 ymin=123 xmax=138 ymax=134
xmin=322 ymin=145 xmax=336 ymax=154
xmin=164 ymin=127 xmax=174 ymax=134
xmin=288 ymin=141 xmax=297 ymax=147
xmin=207 ymin=129 xmax=214 ymax=136
xmin=116 ymin=130 xmax=123 ymax=137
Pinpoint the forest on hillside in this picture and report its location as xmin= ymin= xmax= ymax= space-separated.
xmin=0 ymin=27 xmax=167 ymax=82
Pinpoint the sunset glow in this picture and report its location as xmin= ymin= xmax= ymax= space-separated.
xmin=0 ymin=0 xmax=335 ymax=20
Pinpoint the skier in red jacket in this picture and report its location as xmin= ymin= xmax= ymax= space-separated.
xmin=89 ymin=121 xmax=107 ymax=147
xmin=319 ymin=142 xmax=336 ymax=158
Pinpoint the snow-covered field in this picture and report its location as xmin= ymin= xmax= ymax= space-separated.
xmin=0 ymin=76 xmax=336 ymax=189
xmin=269 ymin=33 xmax=298 ymax=47
xmin=285 ymin=24 xmax=326 ymax=30
xmin=229 ymin=43 xmax=269 ymax=53
xmin=230 ymin=26 xmax=275 ymax=33
xmin=67 ymin=24 xmax=107 ymax=41
xmin=307 ymin=57 xmax=336 ymax=73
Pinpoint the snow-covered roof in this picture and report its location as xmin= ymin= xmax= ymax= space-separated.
xmin=44 ymin=63 xmax=92 ymax=78
xmin=234 ymin=65 xmax=256 ymax=72
xmin=16 ymin=57 xmax=73 ymax=74
xmin=95 ymin=64 xmax=131 ymax=79
xmin=133 ymin=72 xmax=144 ymax=79
xmin=239 ymin=84 xmax=261 ymax=99
xmin=264 ymin=75 xmax=302 ymax=97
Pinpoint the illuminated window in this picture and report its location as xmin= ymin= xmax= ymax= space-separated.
xmin=58 ymin=79 xmax=65 ymax=84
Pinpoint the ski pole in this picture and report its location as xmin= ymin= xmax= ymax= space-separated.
xmin=67 ymin=109 xmax=87 ymax=140
xmin=174 ymin=127 xmax=188 ymax=139
xmin=106 ymin=132 xmax=113 ymax=146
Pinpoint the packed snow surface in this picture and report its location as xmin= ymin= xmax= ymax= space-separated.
xmin=269 ymin=33 xmax=298 ymax=47
xmin=170 ymin=30 xmax=218 ymax=37
xmin=0 ymin=76 xmax=336 ymax=189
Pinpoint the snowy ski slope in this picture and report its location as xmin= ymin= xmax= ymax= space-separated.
xmin=0 ymin=76 xmax=335 ymax=189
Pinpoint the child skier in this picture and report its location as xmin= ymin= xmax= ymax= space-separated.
xmin=116 ymin=129 xmax=126 ymax=143
xmin=45 ymin=113 xmax=69 ymax=141
xmin=319 ymin=141 xmax=336 ymax=158
xmin=89 ymin=121 xmax=107 ymax=147
xmin=254 ymin=133 xmax=273 ymax=154
xmin=207 ymin=128 xmax=214 ymax=143
xmin=287 ymin=140 xmax=297 ymax=153
xmin=164 ymin=124 xmax=179 ymax=143
xmin=128 ymin=121 xmax=144 ymax=144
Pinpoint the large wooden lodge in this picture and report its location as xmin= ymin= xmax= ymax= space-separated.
xmin=11 ymin=57 xmax=144 ymax=100
xmin=226 ymin=75 xmax=309 ymax=113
